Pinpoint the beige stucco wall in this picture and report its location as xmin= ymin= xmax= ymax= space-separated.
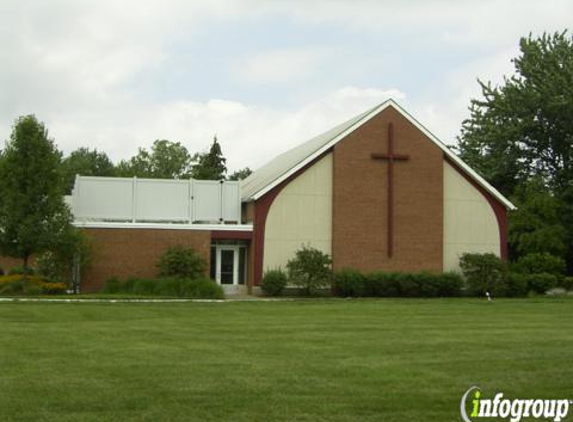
xmin=264 ymin=154 xmax=333 ymax=272
xmin=443 ymin=161 xmax=500 ymax=272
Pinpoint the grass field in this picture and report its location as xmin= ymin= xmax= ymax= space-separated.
xmin=0 ymin=298 xmax=572 ymax=422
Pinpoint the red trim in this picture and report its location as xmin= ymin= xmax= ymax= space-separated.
xmin=445 ymin=156 xmax=508 ymax=260
xmin=211 ymin=230 xmax=252 ymax=240
xmin=252 ymin=152 xmax=330 ymax=286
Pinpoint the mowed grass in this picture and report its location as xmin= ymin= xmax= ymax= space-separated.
xmin=0 ymin=298 xmax=572 ymax=422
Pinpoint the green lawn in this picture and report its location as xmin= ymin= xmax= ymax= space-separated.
xmin=0 ymin=298 xmax=572 ymax=422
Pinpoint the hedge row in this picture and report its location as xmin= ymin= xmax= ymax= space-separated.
xmin=102 ymin=277 xmax=224 ymax=299
xmin=332 ymin=269 xmax=464 ymax=298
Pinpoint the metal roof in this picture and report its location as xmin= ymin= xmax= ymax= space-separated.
xmin=240 ymin=99 xmax=516 ymax=210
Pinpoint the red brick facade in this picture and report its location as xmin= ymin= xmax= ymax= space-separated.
xmin=81 ymin=228 xmax=211 ymax=292
xmin=332 ymin=107 xmax=444 ymax=273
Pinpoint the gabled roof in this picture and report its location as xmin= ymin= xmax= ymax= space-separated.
xmin=241 ymin=99 xmax=516 ymax=210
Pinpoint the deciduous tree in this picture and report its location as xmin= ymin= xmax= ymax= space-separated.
xmin=0 ymin=115 xmax=72 ymax=274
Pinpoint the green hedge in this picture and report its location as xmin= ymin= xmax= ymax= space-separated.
xmin=333 ymin=269 xmax=463 ymax=298
xmin=102 ymin=277 xmax=224 ymax=299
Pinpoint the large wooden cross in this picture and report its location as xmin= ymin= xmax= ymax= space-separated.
xmin=371 ymin=122 xmax=410 ymax=257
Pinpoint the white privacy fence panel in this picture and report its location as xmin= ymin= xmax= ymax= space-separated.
xmin=136 ymin=179 xmax=190 ymax=221
xmin=74 ymin=177 xmax=134 ymax=220
xmin=193 ymin=180 xmax=222 ymax=222
xmin=71 ymin=176 xmax=241 ymax=224
xmin=222 ymin=183 xmax=241 ymax=222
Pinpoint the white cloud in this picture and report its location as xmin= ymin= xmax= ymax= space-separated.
xmin=235 ymin=47 xmax=332 ymax=83
xmin=32 ymin=86 xmax=403 ymax=172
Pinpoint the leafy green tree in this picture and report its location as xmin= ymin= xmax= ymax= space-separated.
xmin=192 ymin=136 xmax=227 ymax=180
xmin=228 ymin=167 xmax=252 ymax=181
xmin=457 ymin=31 xmax=573 ymax=198
xmin=62 ymin=147 xmax=115 ymax=192
xmin=508 ymin=178 xmax=568 ymax=260
xmin=286 ymin=245 xmax=332 ymax=296
xmin=0 ymin=115 xmax=72 ymax=275
xmin=117 ymin=140 xmax=192 ymax=179
xmin=456 ymin=31 xmax=573 ymax=271
xmin=36 ymin=227 xmax=92 ymax=289
xmin=116 ymin=148 xmax=152 ymax=178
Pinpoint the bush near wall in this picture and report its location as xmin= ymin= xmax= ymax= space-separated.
xmin=101 ymin=277 xmax=224 ymax=299
xmin=333 ymin=269 xmax=463 ymax=298
xmin=0 ymin=274 xmax=67 ymax=295
xmin=261 ymin=269 xmax=288 ymax=297
xmin=459 ymin=253 xmax=506 ymax=296
xmin=157 ymin=245 xmax=207 ymax=279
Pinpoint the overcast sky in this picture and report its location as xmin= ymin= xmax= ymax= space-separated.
xmin=0 ymin=0 xmax=570 ymax=172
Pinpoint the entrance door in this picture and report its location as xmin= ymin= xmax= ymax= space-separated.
xmin=215 ymin=245 xmax=239 ymax=285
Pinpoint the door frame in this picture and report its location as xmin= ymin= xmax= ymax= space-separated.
xmin=215 ymin=244 xmax=241 ymax=285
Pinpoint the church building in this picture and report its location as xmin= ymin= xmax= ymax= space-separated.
xmin=4 ymin=100 xmax=515 ymax=293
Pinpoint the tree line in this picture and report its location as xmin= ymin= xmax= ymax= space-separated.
xmin=61 ymin=137 xmax=252 ymax=192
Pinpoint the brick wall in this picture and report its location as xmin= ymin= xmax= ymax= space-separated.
xmin=81 ymin=228 xmax=211 ymax=292
xmin=332 ymin=106 xmax=444 ymax=273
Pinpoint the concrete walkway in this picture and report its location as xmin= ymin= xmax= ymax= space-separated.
xmin=0 ymin=296 xmax=294 ymax=303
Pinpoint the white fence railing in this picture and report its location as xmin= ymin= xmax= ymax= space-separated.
xmin=69 ymin=176 xmax=241 ymax=224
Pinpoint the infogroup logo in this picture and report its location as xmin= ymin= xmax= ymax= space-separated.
xmin=461 ymin=386 xmax=571 ymax=422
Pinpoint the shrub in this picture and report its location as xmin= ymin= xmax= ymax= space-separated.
xmin=523 ymin=273 xmax=558 ymax=294
xmin=102 ymin=277 xmax=122 ymax=294
xmin=0 ymin=267 xmax=4 ymax=276
xmin=333 ymin=268 xmax=366 ymax=297
xmin=153 ymin=277 xmax=184 ymax=297
xmin=0 ymin=274 xmax=66 ymax=295
xmin=158 ymin=245 xmax=207 ymax=279
xmin=99 ymin=276 xmax=224 ymax=299
xmin=504 ymin=273 xmax=529 ymax=297
xmin=438 ymin=272 xmax=464 ymax=297
xmin=181 ymin=278 xmax=224 ymax=299
xmin=286 ymin=246 xmax=332 ymax=296
xmin=366 ymin=272 xmax=400 ymax=297
xmin=459 ymin=253 xmax=506 ymax=296
xmin=0 ymin=278 xmax=24 ymax=295
xmin=131 ymin=278 xmax=157 ymax=296
xmin=261 ymin=269 xmax=288 ymax=297
xmin=514 ymin=253 xmax=566 ymax=276
xmin=333 ymin=270 xmax=463 ymax=298
xmin=559 ymin=276 xmax=573 ymax=291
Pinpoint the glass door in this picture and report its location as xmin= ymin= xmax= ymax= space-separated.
xmin=219 ymin=248 xmax=235 ymax=285
xmin=216 ymin=245 xmax=239 ymax=285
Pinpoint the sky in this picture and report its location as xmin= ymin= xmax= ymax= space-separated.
xmin=0 ymin=0 xmax=570 ymax=173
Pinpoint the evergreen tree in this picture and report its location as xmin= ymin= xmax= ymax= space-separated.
xmin=192 ymin=136 xmax=227 ymax=180
xmin=0 ymin=115 xmax=72 ymax=274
